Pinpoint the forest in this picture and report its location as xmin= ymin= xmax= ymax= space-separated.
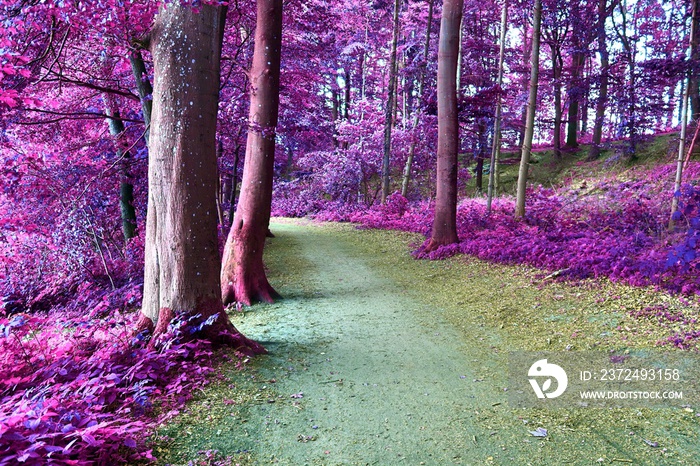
xmin=1 ymin=0 xmax=700 ymax=464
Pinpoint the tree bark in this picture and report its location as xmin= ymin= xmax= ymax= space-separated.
xmin=381 ymin=0 xmax=401 ymax=204
xmin=588 ymin=0 xmax=609 ymax=161
xmin=515 ymin=0 xmax=541 ymax=219
xmin=138 ymin=2 xmax=262 ymax=354
xmin=425 ymin=0 xmax=463 ymax=251
xmin=221 ymin=0 xmax=283 ymax=306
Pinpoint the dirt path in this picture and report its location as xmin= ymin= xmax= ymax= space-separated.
xmin=232 ymin=220 xmax=503 ymax=465
xmin=160 ymin=219 xmax=699 ymax=465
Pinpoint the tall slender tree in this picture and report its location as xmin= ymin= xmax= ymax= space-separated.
xmin=588 ymin=0 xmax=610 ymax=160
xmin=221 ymin=0 xmax=283 ymax=306
xmin=515 ymin=0 xmax=542 ymax=218
xmin=425 ymin=0 xmax=463 ymax=251
xmin=381 ymin=0 xmax=401 ymax=204
xmin=137 ymin=2 xmax=262 ymax=353
xmin=401 ymin=0 xmax=434 ymax=197
xmin=689 ymin=0 xmax=700 ymax=120
xmin=487 ymin=0 xmax=508 ymax=215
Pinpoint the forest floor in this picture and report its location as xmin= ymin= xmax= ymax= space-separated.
xmin=156 ymin=219 xmax=700 ymax=466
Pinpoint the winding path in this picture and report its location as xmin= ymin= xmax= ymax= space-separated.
xmin=230 ymin=220 xmax=511 ymax=465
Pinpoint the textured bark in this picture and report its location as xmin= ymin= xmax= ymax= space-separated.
xmin=139 ymin=3 xmax=262 ymax=354
xmin=425 ymin=0 xmax=462 ymax=251
xmin=221 ymin=0 xmax=283 ymax=306
xmin=588 ymin=0 xmax=609 ymax=161
xmin=381 ymin=0 xmax=401 ymax=204
xmin=515 ymin=0 xmax=541 ymax=219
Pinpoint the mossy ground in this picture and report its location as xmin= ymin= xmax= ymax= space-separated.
xmin=464 ymin=133 xmax=681 ymax=197
xmin=154 ymin=219 xmax=699 ymax=466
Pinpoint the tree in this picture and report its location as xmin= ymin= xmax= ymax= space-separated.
xmin=381 ymin=0 xmax=401 ymax=204
xmin=515 ymin=0 xmax=542 ymax=218
xmin=137 ymin=2 xmax=262 ymax=353
xmin=401 ymin=0 xmax=434 ymax=197
xmin=487 ymin=0 xmax=508 ymax=215
xmin=588 ymin=0 xmax=611 ymax=160
xmin=541 ymin=0 xmax=571 ymax=159
xmin=103 ymin=97 xmax=137 ymax=242
xmin=689 ymin=0 xmax=700 ymax=120
xmin=221 ymin=0 xmax=283 ymax=306
xmin=425 ymin=0 xmax=463 ymax=251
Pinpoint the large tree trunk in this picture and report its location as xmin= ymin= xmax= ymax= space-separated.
xmin=588 ymin=0 xmax=609 ymax=161
xmin=515 ymin=0 xmax=541 ymax=219
xmin=138 ymin=3 xmax=262 ymax=354
xmin=221 ymin=0 xmax=283 ymax=306
xmin=425 ymin=0 xmax=462 ymax=251
xmin=381 ymin=0 xmax=401 ymax=204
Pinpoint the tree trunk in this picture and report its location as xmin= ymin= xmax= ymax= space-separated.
xmin=381 ymin=0 xmax=401 ymax=204
xmin=565 ymin=50 xmax=585 ymax=147
xmin=487 ymin=0 xmax=508 ymax=215
xmin=129 ymin=50 xmax=153 ymax=144
xmin=221 ymin=0 xmax=283 ymax=306
xmin=518 ymin=16 xmax=531 ymax=147
xmin=671 ymin=3 xmax=697 ymax=227
xmin=515 ymin=0 xmax=541 ymax=219
xmin=552 ymin=45 xmax=563 ymax=158
xmin=588 ymin=0 xmax=609 ymax=161
xmin=401 ymin=0 xmax=434 ymax=197
xmin=228 ymin=140 xmax=242 ymax=224
xmin=671 ymin=71 xmax=691 ymax=228
xmin=344 ymin=68 xmax=351 ymax=120
xmin=103 ymin=99 xmax=137 ymax=242
xmin=331 ymin=85 xmax=339 ymax=148
xmin=425 ymin=0 xmax=463 ymax=251
xmin=690 ymin=0 xmax=700 ymax=121
xmin=474 ymin=119 xmax=487 ymax=193
xmin=138 ymin=3 xmax=262 ymax=354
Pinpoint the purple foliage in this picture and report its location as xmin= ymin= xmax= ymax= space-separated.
xmin=0 ymin=283 xmax=227 ymax=465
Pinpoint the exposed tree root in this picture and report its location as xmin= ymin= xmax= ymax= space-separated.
xmin=134 ymin=301 xmax=266 ymax=355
